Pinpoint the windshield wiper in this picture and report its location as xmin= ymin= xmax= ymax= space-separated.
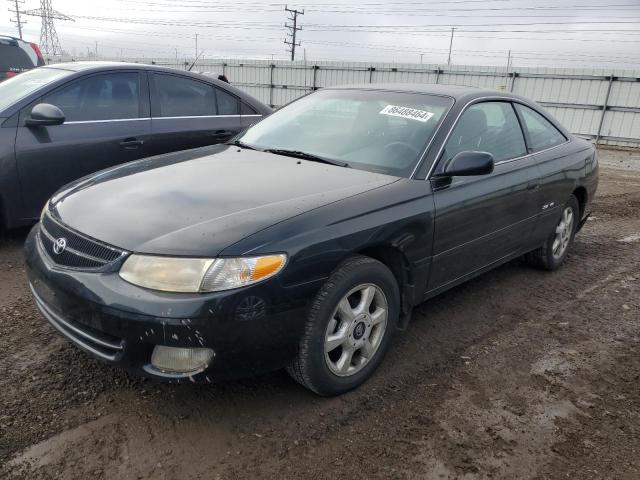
xmin=264 ymin=149 xmax=349 ymax=168
xmin=228 ymin=139 xmax=260 ymax=151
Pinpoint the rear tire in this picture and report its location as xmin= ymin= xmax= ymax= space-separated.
xmin=527 ymin=194 xmax=580 ymax=271
xmin=286 ymin=255 xmax=400 ymax=396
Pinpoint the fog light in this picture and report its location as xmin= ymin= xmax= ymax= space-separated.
xmin=150 ymin=346 xmax=214 ymax=374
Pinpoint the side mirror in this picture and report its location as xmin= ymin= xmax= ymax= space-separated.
xmin=436 ymin=151 xmax=494 ymax=177
xmin=25 ymin=103 xmax=65 ymax=127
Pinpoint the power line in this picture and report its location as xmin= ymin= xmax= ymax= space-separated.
xmin=46 ymin=25 xmax=640 ymax=58
xmin=284 ymin=5 xmax=303 ymax=61
xmin=85 ymin=1 xmax=640 ymax=16
xmin=110 ymin=0 xmax=640 ymax=6
xmin=62 ymin=14 xmax=640 ymax=33
xmin=54 ymin=24 xmax=640 ymax=45
xmin=46 ymin=26 xmax=640 ymax=66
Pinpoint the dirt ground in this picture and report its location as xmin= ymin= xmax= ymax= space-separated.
xmin=1 ymin=149 xmax=639 ymax=480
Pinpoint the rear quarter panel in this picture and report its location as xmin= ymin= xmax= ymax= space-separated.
xmin=534 ymin=137 xmax=596 ymax=239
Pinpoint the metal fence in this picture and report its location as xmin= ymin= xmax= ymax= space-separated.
xmin=59 ymin=56 xmax=640 ymax=148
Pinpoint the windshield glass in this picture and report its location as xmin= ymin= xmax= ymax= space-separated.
xmin=0 ymin=67 xmax=72 ymax=113
xmin=238 ymin=89 xmax=453 ymax=177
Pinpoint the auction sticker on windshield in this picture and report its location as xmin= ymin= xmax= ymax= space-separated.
xmin=379 ymin=105 xmax=434 ymax=123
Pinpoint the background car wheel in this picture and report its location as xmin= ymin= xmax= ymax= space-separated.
xmin=527 ymin=194 xmax=580 ymax=271
xmin=286 ymin=255 xmax=400 ymax=396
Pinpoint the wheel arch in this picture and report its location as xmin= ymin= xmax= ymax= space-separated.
xmin=356 ymin=244 xmax=415 ymax=329
xmin=572 ymin=185 xmax=588 ymax=217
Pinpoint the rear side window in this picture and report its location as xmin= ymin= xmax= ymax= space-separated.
xmin=0 ymin=44 xmax=34 ymax=73
xmin=515 ymin=104 xmax=566 ymax=152
xmin=42 ymin=72 xmax=140 ymax=122
xmin=241 ymin=101 xmax=257 ymax=115
xmin=154 ymin=74 xmax=216 ymax=117
xmin=443 ymin=101 xmax=527 ymax=163
xmin=216 ymin=88 xmax=239 ymax=115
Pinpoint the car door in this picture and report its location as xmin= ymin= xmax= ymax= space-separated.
xmin=149 ymin=73 xmax=244 ymax=156
xmin=427 ymin=100 xmax=542 ymax=291
xmin=14 ymin=70 xmax=151 ymax=220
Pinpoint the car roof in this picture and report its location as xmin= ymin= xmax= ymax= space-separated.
xmin=36 ymin=61 xmax=271 ymax=114
xmin=328 ymin=83 xmax=516 ymax=101
xmin=0 ymin=35 xmax=24 ymax=45
xmin=42 ymin=61 xmax=186 ymax=73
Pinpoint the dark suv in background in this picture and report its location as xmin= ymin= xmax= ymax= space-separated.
xmin=0 ymin=62 xmax=271 ymax=229
xmin=0 ymin=35 xmax=45 ymax=80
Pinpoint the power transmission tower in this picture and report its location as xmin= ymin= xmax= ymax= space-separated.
xmin=22 ymin=0 xmax=74 ymax=56
xmin=8 ymin=0 xmax=26 ymax=39
xmin=284 ymin=5 xmax=303 ymax=61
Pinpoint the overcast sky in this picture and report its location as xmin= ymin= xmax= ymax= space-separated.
xmin=3 ymin=0 xmax=640 ymax=68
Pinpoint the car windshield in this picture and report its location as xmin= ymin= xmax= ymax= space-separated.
xmin=238 ymin=89 xmax=453 ymax=177
xmin=0 ymin=67 xmax=72 ymax=113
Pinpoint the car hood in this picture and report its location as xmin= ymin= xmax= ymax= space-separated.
xmin=50 ymin=145 xmax=398 ymax=256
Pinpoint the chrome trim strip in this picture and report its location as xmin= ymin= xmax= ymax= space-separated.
xmin=39 ymin=226 xmax=109 ymax=264
xmin=63 ymin=114 xmax=262 ymax=124
xmin=425 ymin=95 xmax=571 ymax=179
xmin=65 ymin=118 xmax=149 ymax=125
xmin=44 ymin=213 xmax=128 ymax=255
xmin=30 ymin=284 xmax=123 ymax=361
xmin=151 ymin=114 xmax=244 ymax=120
xmin=493 ymin=141 xmax=569 ymax=167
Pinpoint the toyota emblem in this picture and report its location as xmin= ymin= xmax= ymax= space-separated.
xmin=53 ymin=237 xmax=67 ymax=255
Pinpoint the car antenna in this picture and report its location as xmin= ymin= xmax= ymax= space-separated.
xmin=187 ymin=50 xmax=205 ymax=72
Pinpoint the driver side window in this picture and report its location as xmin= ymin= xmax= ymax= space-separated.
xmin=443 ymin=101 xmax=527 ymax=164
xmin=42 ymin=72 xmax=141 ymax=122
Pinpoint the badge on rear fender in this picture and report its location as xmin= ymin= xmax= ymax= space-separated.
xmin=379 ymin=105 xmax=434 ymax=123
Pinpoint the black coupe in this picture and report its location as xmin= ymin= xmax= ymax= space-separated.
xmin=25 ymin=84 xmax=598 ymax=395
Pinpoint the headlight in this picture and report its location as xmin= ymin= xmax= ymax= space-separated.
xmin=119 ymin=254 xmax=286 ymax=293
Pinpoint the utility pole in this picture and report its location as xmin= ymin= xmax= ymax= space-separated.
xmin=506 ymin=49 xmax=511 ymax=72
xmin=8 ymin=0 xmax=26 ymax=39
xmin=284 ymin=5 xmax=303 ymax=61
xmin=447 ymin=27 xmax=456 ymax=66
xmin=195 ymin=33 xmax=198 ymax=60
xmin=420 ymin=53 xmax=424 ymax=64
xmin=95 ymin=40 xmax=98 ymax=58
xmin=23 ymin=0 xmax=74 ymax=56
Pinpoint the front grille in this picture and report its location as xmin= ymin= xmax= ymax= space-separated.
xmin=39 ymin=213 xmax=127 ymax=270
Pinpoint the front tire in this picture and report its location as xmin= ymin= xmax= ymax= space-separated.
xmin=527 ymin=194 xmax=580 ymax=271
xmin=287 ymin=256 xmax=400 ymax=396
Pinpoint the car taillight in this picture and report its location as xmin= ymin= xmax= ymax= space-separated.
xmin=30 ymin=43 xmax=45 ymax=65
xmin=6 ymin=71 xmax=17 ymax=79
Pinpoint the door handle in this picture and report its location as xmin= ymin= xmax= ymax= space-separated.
xmin=209 ymin=130 xmax=233 ymax=137
xmin=120 ymin=138 xmax=144 ymax=149
xmin=527 ymin=181 xmax=540 ymax=191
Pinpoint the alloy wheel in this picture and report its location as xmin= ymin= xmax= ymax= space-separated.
xmin=324 ymin=283 xmax=388 ymax=377
xmin=552 ymin=206 xmax=574 ymax=259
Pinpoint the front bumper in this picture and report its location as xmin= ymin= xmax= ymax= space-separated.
xmin=25 ymin=225 xmax=321 ymax=382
